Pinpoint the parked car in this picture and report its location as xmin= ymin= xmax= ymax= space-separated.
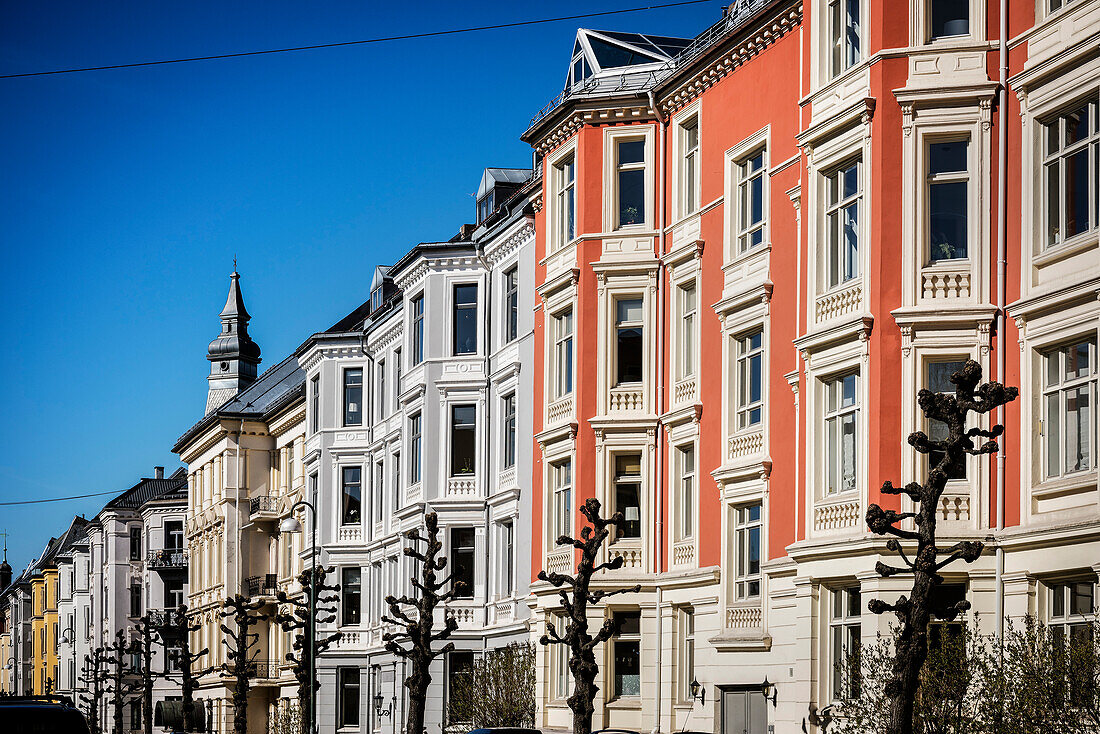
xmin=592 ymin=729 xmax=642 ymax=734
xmin=467 ymin=729 xmax=542 ymax=734
xmin=0 ymin=695 xmax=92 ymax=734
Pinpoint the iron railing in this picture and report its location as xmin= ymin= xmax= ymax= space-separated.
xmin=146 ymin=549 xmax=188 ymax=570
xmin=245 ymin=574 xmax=278 ymax=598
xmin=248 ymin=660 xmax=280 ymax=679
xmin=147 ymin=608 xmax=184 ymax=628
xmin=249 ymin=496 xmax=278 ymax=516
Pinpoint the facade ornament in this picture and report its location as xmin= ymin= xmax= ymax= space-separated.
xmin=1014 ymin=315 xmax=1027 ymax=352
xmin=900 ymin=324 xmax=914 ymax=357
xmin=901 ymin=102 xmax=915 ymax=137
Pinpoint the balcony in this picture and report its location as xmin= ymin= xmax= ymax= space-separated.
xmin=147 ymin=549 xmax=188 ymax=572
xmin=244 ymin=574 xmax=278 ymax=599
xmin=247 ymin=660 xmax=281 ymax=682
xmin=147 ymin=608 xmax=184 ymax=628
xmin=249 ymin=495 xmax=280 ymax=521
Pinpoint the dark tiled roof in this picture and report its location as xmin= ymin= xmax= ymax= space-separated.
xmin=104 ymin=474 xmax=188 ymax=511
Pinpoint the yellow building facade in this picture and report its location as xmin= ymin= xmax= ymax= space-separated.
xmin=30 ymin=569 xmax=58 ymax=695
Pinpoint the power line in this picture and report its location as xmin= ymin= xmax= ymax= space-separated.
xmin=0 ymin=0 xmax=714 ymax=80
xmin=0 ymin=489 xmax=121 ymax=506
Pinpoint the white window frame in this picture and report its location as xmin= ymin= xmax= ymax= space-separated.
xmin=550 ymin=458 xmax=573 ymax=548
xmin=614 ymin=295 xmax=645 ymax=387
xmin=678 ymin=281 xmax=698 ymax=381
xmin=1041 ymin=337 xmax=1097 ymax=480
xmin=410 ymin=293 xmax=425 ymax=365
xmin=408 ymin=413 xmax=422 ymax=486
xmin=673 ymin=104 xmax=702 ymax=221
xmin=1042 ymin=98 xmax=1099 ymax=252
xmin=827 ymin=0 xmax=862 ymax=79
xmin=823 ymin=372 xmax=861 ymax=497
xmin=552 ymin=308 xmax=575 ymax=399
xmin=551 ymin=612 xmax=571 ymax=701
xmin=547 ymin=142 xmax=578 ymax=253
xmin=603 ymin=126 xmax=655 ymax=232
xmin=824 ymin=157 xmax=862 ymax=290
xmin=610 ymin=610 xmax=642 ymax=698
xmin=724 ymin=126 xmax=770 ymax=263
xmin=735 ymin=329 xmax=764 ymax=431
xmin=678 ymin=607 xmax=696 ymax=702
xmin=502 ymin=392 xmax=517 ymax=470
xmin=676 ymin=444 xmax=696 ymax=541
xmin=733 ymin=503 xmax=762 ymax=600
xmin=925 ymin=136 xmax=972 ymax=264
xmin=829 ymin=586 xmax=861 ymax=702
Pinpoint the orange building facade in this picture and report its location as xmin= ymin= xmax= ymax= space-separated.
xmin=524 ymin=0 xmax=1098 ymax=731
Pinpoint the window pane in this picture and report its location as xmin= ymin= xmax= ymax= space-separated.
xmin=451 ymin=405 xmax=476 ymax=476
xmin=450 ymin=528 xmax=475 ymax=598
xmin=453 ymin=285 xmax=478 ymax=355
xmin=344 ymin=368 xmax=362 ymax=426
xmin=342 ymin=467 xmax=361 ymax=525
xmin=844 ymin=0 xmax=860 ymax=68
xmin=1067 ymin=340 xmax=1093 ymax=380
xmin=618 ymin=298 xmax=644 ymax=323
xmin=1065 ymin=385 xmax=1090 ymax=473
xmin=930 ymin=181 xmax=969 ymax=260
xmin=1047 ymin=392 xmax=1062 ymax=477
xmin=619 ymin=140 xmax=645 ymax=165
xmin=1047 ymin=161 xmax=1061 ymax=246
xmin=1052 ymin=583 xmax=1066 ymax=617
xmin=1065 ymin=147 xmax=1091 ymax=238
xmin=341 ymin=568 xmax=361 ymax=626
xmin=1064 ymin=103 xmax=1091 ymax=147
xmin=1070 ymin=582 xmax=1094 ymax=616
xmin=929 ymin=140 xmax=968 ymax=174
xmin=930 ymin=0 xmax=969 ymax=39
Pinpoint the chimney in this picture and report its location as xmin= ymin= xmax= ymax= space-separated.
xmin=155 ymin=466 xmax=164 ymax=479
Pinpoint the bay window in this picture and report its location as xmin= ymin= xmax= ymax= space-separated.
xmin=677 ymin=446 xmax=695 ymax=540
xmin=736 ymin=147 xmax=767 ymax=253
xmin=376 ymin=359 xmax=386 ymax=420
xmin=734 ymin=503 xmax=762 ymax=599
xmin=736 ymin=330 xmax=764 ymax=430
xmin=616 ymin=138 xmax=646 ymax=228
xmin=450 ymin=405 xmax=477 ymax=476
xmin=614 ymin=455 xmax=642 ymax=539
xmin=928 ymin=139 xmax=970 ymax=262
xmin=679 ymin=284 xmax=697 ymax=380
xmin=826 ymin=159 xmax=861 ymax=288
xmin=824 ymin=373 xmax=859 ymax=496
xmin=341 ymin=466 xmax=362 ymax=525
xmin=1043 ymin=99 xmax=1098 ymax=249
xmin=341 ymin=567 xmax=361 ymax=626
xmin=502 ymin=393 xmax=517 ymax=469
xmin=310 ymin=375 xmax=320 ymax=433
xmin=681 ymin=116 xmax=700 ymax=215
xmin=343 ymin=368 xmax=362 ymax=426
xmin=450 ymin=528 xmax=475 ymax=599
xmin=555 ymin=154 xmax=576 ymax=249
xmin=553 ymin=309 xmax=574 ymax=398
xmin=926 ymin=360 xmax=968 ymax=479
xmin=411 ymin=294 xmax=425 ymax=364
xmin=828 ymin=0 xmax=861 ymax=78
xmin=1043 ymin=338 xmax=1096 ymax=479
xmin=615 ymin=298 xmax=644 ymax=385
xmin=504 ymin=266 xmax=519 ymax=343
xmin=409 ymin=413 xmax=422 ymax=485
xmin=830 ymin=587 xmax=861 ymax=700
xmin=612 ymin=611 xmax=641 ymax=697
xmin=552 ymin=459 xmax=573 ymax=542
xmin=453 ymin=284 xmax=478 ymax=355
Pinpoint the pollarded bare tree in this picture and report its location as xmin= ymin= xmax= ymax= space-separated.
xmin=220 ymin=595 xmax=267 ymax=734
xmin=103 ymin=629 xmax=138 ymax=734
xmin=161 ymin=606 xmax=213 ymax=733
xmin=864 ymin=359 xmax=1017 ymax=734
xmin=538 ymin=497 xmax=641 ymax=734
xmin=381 ymin=512 xmax=466 ymax=734
xmin=447 ymin=642 xmax=537 ymax=729
xmin=130 ymin=615 xmax=163 ymax=734
xmin=275 ymin=565 xmax=343 ymax=734
xmin=79 ymin=646 xmax=108 ymax=734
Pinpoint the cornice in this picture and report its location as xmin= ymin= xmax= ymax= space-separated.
xmin=366 ymin=317 xmax=403 ymax=354
xmin=483 ymin=221 xmax=535 ymax=269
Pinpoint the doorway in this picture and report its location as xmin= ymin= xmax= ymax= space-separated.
xmin=720 ymin=686 xmax=767 ymax=734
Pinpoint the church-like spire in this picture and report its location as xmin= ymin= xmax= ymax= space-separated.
xmin=205 ymin=267 xmax=261 ymax=414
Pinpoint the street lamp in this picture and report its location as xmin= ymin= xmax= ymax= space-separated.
xmin=60 ymin=628 xmax=75 ymax=645
xmin=279 ymin=499 xmax=317 ymax=734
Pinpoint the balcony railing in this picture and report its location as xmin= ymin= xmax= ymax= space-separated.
xmin=247 ymin=660 xmax=280 ymax=679
xmin=249 ymin=496 xmax=278 ymax=517
xmin=147 ymin=549 xmax=188 ymax=570
xmin=245 ymin=574 xmax=278 ymax=598
xmin=147 ymin=608 xmax=184 ymax=628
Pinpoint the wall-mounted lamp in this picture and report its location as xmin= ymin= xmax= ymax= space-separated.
xmin=373 ymin=692 xmax=392 ymax=718
xmin=689 ymin=678 xmax=705 ymax=706
xmin=760 ymin=676 xmax=777 ymax=708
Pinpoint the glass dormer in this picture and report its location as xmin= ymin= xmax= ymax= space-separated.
xmin=563 ymin=29 xmax=691 ymax=93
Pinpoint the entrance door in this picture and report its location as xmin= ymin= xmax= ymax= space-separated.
xmin=721 ymin=688 xmax=767 ymax=734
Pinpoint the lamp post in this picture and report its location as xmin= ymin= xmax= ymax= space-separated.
xmin=279 ymin=498 xmax=317 ymax=734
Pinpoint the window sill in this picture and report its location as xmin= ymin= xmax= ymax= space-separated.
xmin=1033 ymin=233 xmax=1099 ymax=268
xmin=1032 ymin=472 xmax=1098 ymax=500
xmin=606 ymin=697 xmax=642 ymax=709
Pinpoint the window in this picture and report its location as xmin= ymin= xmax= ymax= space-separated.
xmin=612 ymin=611 xmax=641 ymax=697
xmin=504 ymin=266 xmax=519 ymax=343
xmin=553 ymin=309 xmax=574 ymax=398
xmin=677 ymin=446 xmax=695 ymax=540
xmin=129 ymin=583 xmax=142 ymax=618
xmin=552 ymin=614 xmax=571 ymax=699
xmin=1043 ymin=99 xmax=1098 ymax=249
xmin=129 ymin=527 xmax=141 ymax=561
xmin=928 ymin=140 xmax=970 ymax=262
xmin=679 ymin=284 xmax=697 ymax=380
xmin=502 ymin=394 xmax=517 ymax=469
xmin=929 ymin=0 xmax=969 ymax=40
xmin=374 ymin=462 xmax=385 ymax=524
xmin=736 ymin=330 xmax=764 ymax=430
xmin=341 ymin=467 xmax=362 ymax=525
xmin=826 ymin=159 xmax=861 ymax=288
xmin=616 ymin=138 xmax=646 ymax=228
xmin=614 ymin=455 xmax=642 ymax=539
xmin=679 ymin=608 xmax=695 ymax=701
xmin=830 ymin=587 xmax=861 ymax=700
xmin=338 ymin=667 xmax=361 ymax=728
xmin=376 ymin=360 xmax=386 ymax=420
xmin=343 ymin=368 xmax=363 ymax=426
xmin=552 ymin=459 xmax=573 ymax=542
xmin=828 ymin=0 xmax=860 ymax=78
xmin=394 ymin=349 xmax=402 ymax=411
xmin=615 ymin=298 xmax=644 ymax=385
xmin=926 ymin=360 xmax=968 ymax=479
xmin=341 ymin=567 xmax=362 ymax=626
xmin=165 ymin=579 xmax=184 ymax=610
xmin=450 ymin=405 xmax=477 ymax=476
xmin=1049 ymin=578 xmax=1097 ymax=704
xmin=409 ymin=413 xmax=422 ymax=484
xmin=500 ymin=520 xmax=515 ymax=597
xmin=927 ymin=583 xmax=968 ymax=662
xmin=130 ymin=700 xmax=141 ymax=728
xmin=736 ymin=147 xmax=767 ymax=253
xmin=447 ymin=651 xmax=475 ymax=725
xmin=681 ymin=117 xmax=700 ymax=215
xmin=824 ymin=373 xmax=860 ymax=495
xmin=734 ymin=503 xmax=762 ymax=599
xmin=392 ymin=451 xmax=401 ymax=513
xmin=570 ymin=47 xmax=592 ymax=89
xmin=310 ymin=375 xmax=320 ymax=433
xmin=1049 ymin=0 xmax=1086 ymax=14
xmin=1042 ymin=338 xmax=1097 ymax=479
xmin=165 ymin=520 xmax=184 ymax=550
xmin=453 ymin=284 xmax=478 ymax=355
xmin=411 ymin=295 xmax=425 ymax=364
xmin=477 ymin=191 xmax=494 ymax=223
xmin=450 ymin=528 xmax=475 ymax=599
xmin=554 ymin=155 xmax=576 ymax=248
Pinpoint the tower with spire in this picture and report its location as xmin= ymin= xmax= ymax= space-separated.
xmin=0 ymin=531 xmax=11 ymax=591
xmin=205 ymin=268 xmax=261 ymax=414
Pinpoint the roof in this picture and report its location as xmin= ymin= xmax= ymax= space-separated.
xmin=477 ymin=168 xmax=532 ymax=200
xmin=103 ymin=471 xmax=188 ymax=511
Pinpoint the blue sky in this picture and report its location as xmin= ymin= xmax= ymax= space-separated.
xmin=0 ymin=1 xmax=720 ymax=573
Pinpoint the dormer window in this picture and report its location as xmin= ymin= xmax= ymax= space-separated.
xmin=477 ymin=192 xmax=494 ymax=224
xmin=371 ymin=287 xmax=382 ymax=312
